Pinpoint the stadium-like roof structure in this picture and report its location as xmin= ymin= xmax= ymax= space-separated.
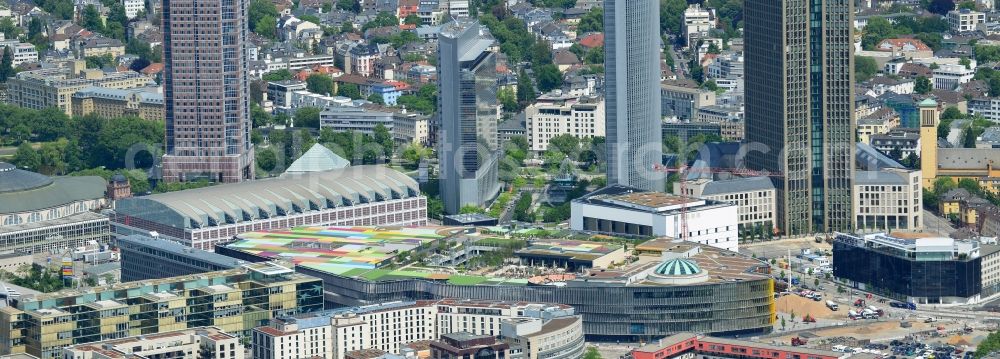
xmin=114 ymin=165 xmax=420 ymax=229
xmin=0 ymin=162 xmax=107 ymax=214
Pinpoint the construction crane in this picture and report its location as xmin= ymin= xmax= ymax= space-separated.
xmin=652 ymin=164 xmax=783 ymax=241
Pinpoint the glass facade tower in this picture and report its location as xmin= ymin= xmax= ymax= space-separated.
xmin=744 ymin=0 xmax=855 ymax=235
xmin=604 ymin=0 xmax=664 ymax=192
xmin=437 ymin=19 xmax=501 ymax=214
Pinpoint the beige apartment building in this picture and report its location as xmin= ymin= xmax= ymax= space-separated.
xmin=854 ymin=168 xmax=923 ymax=231
xmin=71 ymin=86 xmax=164 ymax=121
xmin=525 ymin=92 xmax=604 ymax=152
xmin=5 ymin=61 xmax=153 ymax=115
xmin=62 ymin=326 xmax=244 ymax=359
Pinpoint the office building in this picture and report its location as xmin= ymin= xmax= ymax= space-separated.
xmin=320 ymin=105 xmax=430 ymax=145
xmin=744 ymin=0 xmax=855 ymax=235
xmin=437 ymin=19 xmax=501 ymax=214
xmin=251 ymin=299 xmax=582 ymax=359
xmin=833 ymin=233 xmax=983 ymax=304
xmin=525 ymin=92 xmax=604 ymax=152
xmin=631 ymin=333 xmax=841 ymax=359
xmin=117 ymin=235 xmax=243 ymax=282
xmin=660 ymin=80 xmax=715 ymax=121
xmin=5 ymin=64 xmax=153 ymax=115
xmin=693 ymin=105 xmax=743 ymax=141
xmin=854 ymin=168 xmax=922 ymax=231
xmin=682 ymin=4 xmax=714 ymax=48
xmin=949 ymin=9 xmax=985 ymax=32
xmin=267 ymin=80 xmax=308 ymax=110
xmin=430 ymin=333 xmax=509 ymax=359
xmin=0 ymin=262 xmax=323 ymax=359
xmin=933 ymin=64 xmax=975 ymax=91
xmin=112 ymin=166 xmax=427 ymax=249
xmin=870 ymin=128 xmax=921 ymax=159
xmin=570 ymin=185 xmax=739 ymax=251
xmin=674 ymin=177 xmax=776 ymax=236
xmin=70 ymin=86 xmax=164 ymax=121
xmin=604 ymin=0 xmax=664 ymax=192
xmin=0 ymin=163 xmax=111 ymax=254
xmin=161 ymin=0 xmax=255 ymax=183
xmin=63 ymin=326 xmax=243 ymax=359
xmin=4 ymin=43 xmax=37 ymax=66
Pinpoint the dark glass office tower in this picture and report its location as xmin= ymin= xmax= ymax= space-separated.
xmin=604 ymin=0 xmax=664 ymax=192
xmin=437 ymin=19 xmax=501 ymax=214
xmin=745 ymin=0 xmax=855 ymax=235
xmin=161 ymin=0 xmax=255 ymax=183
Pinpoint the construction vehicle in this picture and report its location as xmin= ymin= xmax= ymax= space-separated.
xmin=826 ymin=300 xmax=839 ymax=311
xmin=854 ymin=299 xmax=866 ymax=307
xmin=791 ymin=337 xmax=808 ymax=346
xmin=848 ymin=309 xmax=860 ymax=319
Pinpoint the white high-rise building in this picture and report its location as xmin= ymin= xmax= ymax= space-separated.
xmin=604 ymin=0 xmax=664 ymax=192
xmin=122 ymin=0 xmax=144 ymax=19
xmin=526 ymin=92 xmax=605 ymax=152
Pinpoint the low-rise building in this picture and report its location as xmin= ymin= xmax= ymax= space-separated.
xmin=431 ymin=333 xmax=510 ymax=359
xmin=2 ymin=43 xmax=37 ymax=66
xmin=660 ymin=80 xmax=715 ymax=121
xmin=251 ymin=299 xmax=582 ymax=359
xmin=6 ymin=62 xmax=153 ymax=115
xmin=857 ymin=108 xmax=901 ymax=144
xmin=706 ymin=52 xmax=743 ymax=79
xmin=63 ymin=326 xmax=244 ymax=359
xmin=834 ymin=232 xmax=984 ymax=304
xmin=631 ymin=333 xmax=841 ymax=359
xmin=117 ymin=234 xmax=243 ymax=282
xmin=854 ymin=168 xmax=923 ymax=231
xmin=682 ymin=4 xmax=714 ymax=48
xmin=674 ymin=177 xmax=776 ymax=236
xmin=75 ymin=36 xmax=125 ymax=59
xmin=0 ymin=262 xmax=323 ymax=359
xmin=70 ymin=86 xmax=164 ymax=121
xmin=320 ymin=104 xmax=430 ymax=145
xmin=112 ymin=166 xmax=427 ymax=249
xmin=693 ymin=104 xmax=743 ymax=140
xmin=524 ymin=92 xmax=604 ymax=151
xmin=571 ymin=185 xmax=739 ymax=251
xmin=871 ymin=128 xmax=921 ymax=158
xmin=934 ymin=63 xmax=976 ymax=90
xmin=949 ymin=9 xmax=985 ymax=32
xmin=122 ymin=0 xmax=144 ymax=18
xmin=267 ymin=80 xmax=308 ymax=110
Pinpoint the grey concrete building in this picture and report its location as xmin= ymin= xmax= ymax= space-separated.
xmin=437 ymin=19 xmax=501 ymax=214
xmin=161 ymin=0 xmax=255 ymax=183
xmin=117 ymin=234 xmax=243 ymax=282
xmin=604 ymin=0 xmax=664 ymax=192
xmin=744 ymin=0 xmax=855 ymax=235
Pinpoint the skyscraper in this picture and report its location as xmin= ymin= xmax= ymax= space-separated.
xmin=437 ymin=19 xmax=501 ymax=214
xmin=745 ymin=0 xmax=855 ymax=235
xmin=604 ymin=0 xmax=664 ymax=192
xmin=161 ymin=0 xmax=255 ymax=183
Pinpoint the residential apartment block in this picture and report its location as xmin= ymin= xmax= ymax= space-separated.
xmin=63 ymin=326 xmax=244 ymax=359
xmin=251 ymin=299 xmax=583 ymax=359
xmin=0 ymin=263 xmax=323 ymax=359
xmin=525 ymin=92 xmax=604 ymax=152
xmin=5 ymin=62 xmax=153 ymax=115
xmin=320 ymin=105 xmax=430 ymax=145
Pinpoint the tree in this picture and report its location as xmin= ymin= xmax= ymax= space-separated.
xmin=12 ymin=142 xmax=40 ymax=170
xmin=861 ymin=17 xmax=894 ymax=50
xmin=578 ymin=7 xmax=603 ymax=33
xmin=855 ymin=56 xmax=879 ymax=83
xmin=306 ymin=74 xmax=335 ymax=95
xmin=249 ymin=0 xmax=280 ymax=33
xmin=707 ymin=43 xmax=721 ymax=54
xmin=403 ymin=14 xmax=422 ymax=26
xmin=373 ymin=124 xmax=393 ymax=157
xmin=80 ymin=5 xmax=105 ymax=32
xmin=459 ymin=205 xmax=486 ymax=214
xmin=926 ymin=0 xmax=955 ymax=15
xmin=251 ymin=104 xmax=272 ymax=127
xmin=962 ymin=126 xmax=980 ymax=148
xmin=498 ymin=88 xmax=517 ymax=112
xmin=660 ymin=0 xmax=688 ymax=36
xmin=106 ymin=3 xmax=128 ymax=38
xmin=337 ymin=83 xmax=362 ymax=99
xmin=535 ymin=64 xmax=563 ymax=92
xmin=129 ymin=58 xmax=151 ymax=72
xmin=337 ymin=0 xmax=360 ymax=12
xmin=941 ymin=106 xmax=965 ymax=120
xmin=0 ymin=18 xmax=21 ymax=39
xmin=516 ymin=70 xmax=537 ymax=106
xmin=914 ymin=76 xmax=932 ymax=94
xmin=341 ymin=21 xmax=355 ymax=33
xmin=0 ymin=46 xmax=13 ymax=83
xmin=367 ymin=93 xmax=385 ymax=105
xmin=362 ymin=12 xmax=400 ymax=31
xmin=294 ymin=107 xmax=322 ymax=128
xmin=262 ymin=69 xmax=294 ymax=82
xmin=959 ymin=0 xmax=977 ymax=9
xmin=583 ymin=347 xmax=603 ymax=359
xmin=256 ymin=16 xmax=278 ymax=39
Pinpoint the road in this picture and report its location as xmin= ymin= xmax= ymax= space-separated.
xmin=922 ymin=209 xmax=956 ymax=235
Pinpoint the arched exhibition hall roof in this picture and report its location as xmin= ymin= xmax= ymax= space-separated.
xmin=115 ymin=166 xmax=420 ymax=229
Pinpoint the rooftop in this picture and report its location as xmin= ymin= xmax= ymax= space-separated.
xmin=515 ymin=240 xmax=622 ymax=262
xmin=575 ymin=185 xmax=728 ymax=214
xmin=119 ymin=235 xmax=245 ymax=268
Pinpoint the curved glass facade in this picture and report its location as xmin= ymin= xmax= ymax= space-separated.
xmin=301 ymin=267 xmax=775 ymax=342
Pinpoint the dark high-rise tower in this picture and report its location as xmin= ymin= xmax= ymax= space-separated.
xmin=161 ymin=0 xmax=255 ymax=183
xmin=437 ymin=19 xmax=500 ymax=214
xmin=745 ymin=0 xmax=855 ymax=235
xmin=604 ymin=0 xmax=664 ymax=192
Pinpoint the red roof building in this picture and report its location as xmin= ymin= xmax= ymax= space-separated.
xmin=578 ymin=33 xmax=604 ymax=49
